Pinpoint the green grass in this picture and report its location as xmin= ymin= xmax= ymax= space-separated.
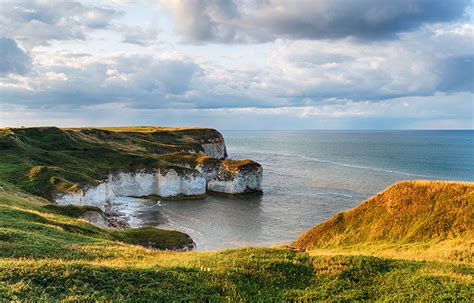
xmin=0 ymin=189 xmax=194 ymax=258
xmin=42 ymin=204 xmax=103 ymax=218
xmin=293 ymin=181 xmax=474 ymax=261
xmin=0 ymin=185 xmax=473 ymax=301
xmin=0 ymin=249 xmax=472 ymax=301
xmin=112 ymin=227 xmax=194 ymax=251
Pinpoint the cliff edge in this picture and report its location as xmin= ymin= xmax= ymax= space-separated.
xmin=293 ymin=181 xmax=473 ymax=261
xmin=0 ymin=126 xmax=262 ymax=208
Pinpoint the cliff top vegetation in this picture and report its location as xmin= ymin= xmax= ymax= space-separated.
xmin=293 ymin=180 xmax=474 ymax=264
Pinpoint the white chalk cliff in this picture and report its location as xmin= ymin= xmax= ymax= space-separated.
xmin=207 ymin=165 xmax=263 ymax=194
xmin=55 ymin=137 xmax=262 ymax=209
xmin=56 ymin=169 xmax=206 ymax=210
xmin=196 ymin=160 xmax=263 ymax=194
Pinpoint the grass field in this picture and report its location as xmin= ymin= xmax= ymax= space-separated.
xmin=0 ymin=180 xmax=472 ymax=301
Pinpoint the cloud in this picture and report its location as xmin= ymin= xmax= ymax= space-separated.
xmin=119 ymin=25 xmax=160 ymax=46
xmin=0 ymin=52 xmax=200 ymax=107
xmin=249 ymin=22 xmax=474 ymax=103
xmin=0 ymin=38 xmax=31 ymax=75
xmin=0 ymin=0 xmax=122 ymax=47
xmin=437 ymin=55 xmax=474 ymax=92
xmin=1 ymin=21 xmax=472 ymax=110
xmin=0 ymin=0 xmax=472 ymax=131
xmin=2 ymin=92 xmax=472 ymax=129
xmin=163 ymin=0 xmax=470 ymax=43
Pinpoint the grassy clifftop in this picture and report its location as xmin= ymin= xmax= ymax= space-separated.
xmin=0 ymin=187 xmax=472 ymax=301
xmin=0 ymin=126 xmax=228 ymax=200
xmin=293 ymin=181 xmax=474 ymax=263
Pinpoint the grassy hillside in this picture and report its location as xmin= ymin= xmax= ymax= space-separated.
xmin=0 ymin=188 xmax=472 ymax=301
xmin=0 ymin=186 xmax=194 ymax=257
xmin=293 ymin=181 xmax=474 ymax=263
xmin=0 ymin=126 xmax=228 ymax=200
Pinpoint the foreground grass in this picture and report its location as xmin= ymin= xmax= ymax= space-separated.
xmin=0 ymin=250 xmax=472 ymax=301
xmin=1 ymin=186 xmax=473 ymax=301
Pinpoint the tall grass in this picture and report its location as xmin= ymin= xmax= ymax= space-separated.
xmin=293 ymin=181 xmax=473 ymax=255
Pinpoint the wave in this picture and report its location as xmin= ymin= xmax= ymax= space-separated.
xmin=234 ymin=150 xmax=441 ymax=178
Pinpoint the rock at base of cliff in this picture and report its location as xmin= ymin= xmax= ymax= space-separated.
xmin=207 ymin=160 xmax=263 ymax=194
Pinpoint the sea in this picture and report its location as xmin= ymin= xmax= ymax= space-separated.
xmin=110 ymin=130 xmax=474 ymax=251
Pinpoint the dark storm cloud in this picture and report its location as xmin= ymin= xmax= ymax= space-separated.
xmin=163 ymin=0 xmax=470 ymax=43
xmin=0 ymin=38 xmax=31 ymax=75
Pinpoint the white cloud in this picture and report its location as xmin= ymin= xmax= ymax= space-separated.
xmin=119 ymin=24 xmax=159 ymax=46
xmin=0 ymin=51 xmax=200 ymax=107
xmin=2 ymin=92 xmax=472 ymax=129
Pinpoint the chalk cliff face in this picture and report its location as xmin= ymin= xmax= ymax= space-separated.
xmin=56 ymin=159 xmax=263 ymax=209
xmin=208 ymin=165 xmax=262 ymax=194
xmin=56 ymin=169 xmax=206 ymax=210
xmin=201 ymin=142 xmax=227 ymax=160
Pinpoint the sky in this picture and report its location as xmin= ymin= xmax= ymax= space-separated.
xmin=0 ymin=0 xmax=473 ymax=130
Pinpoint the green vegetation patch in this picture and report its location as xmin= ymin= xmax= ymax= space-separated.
xmin=42 ymin=204 xmax=102 ymax=218
xmin=113 ymin=227 xmax=195 ymax=251
xmin=0 ymin=191 xmax=197 ymax=258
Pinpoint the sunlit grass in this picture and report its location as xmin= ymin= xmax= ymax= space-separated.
xmin=1 ymin=183 xmax=473 ymax=301
xmin=307 ymin=239 xmax=473 ymax=264
xmin=294 ymin=180 xmax=474 ymax=250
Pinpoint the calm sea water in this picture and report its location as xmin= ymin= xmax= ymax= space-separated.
xmin=111 ymin=131 xmax=474 ymax=251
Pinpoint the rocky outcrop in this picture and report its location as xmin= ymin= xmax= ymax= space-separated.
xmin=195 ymin=159 xmax=263 ymax=194
xmin=207 ymin=160 xmax=263 ymax=194
xmin=80 ymin=210 xmax=130 ymax=229
xmin=177 ymin=128 xmax=228 ymax=160
xmin=201 ymin=142 xmax=227 ymax=160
